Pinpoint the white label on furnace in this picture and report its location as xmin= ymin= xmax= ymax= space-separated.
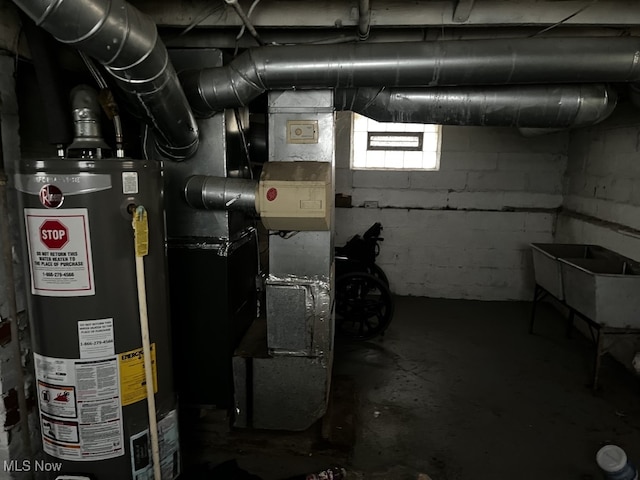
xmin=122 ymin=172 xmax=139 ymax=194
xmin=24 ymin=208 xmax=95 ymax=297
xmin=78 ymin=319 xmax=115 ymax=359
xmin=34 ymin=353 xmax=124 ymax=461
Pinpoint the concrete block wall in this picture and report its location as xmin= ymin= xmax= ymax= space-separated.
xmin=555 ymin=105 xmax=640 ymax=369
xmin=0 ymin=54 xmax=39 ymax=478
xmin=335 ymin=112 xmax=568 ymax=300
xmin=557 ymin=104 xmax=640 ymax=260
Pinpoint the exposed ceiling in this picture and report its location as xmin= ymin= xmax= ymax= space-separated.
xmin=129 ymin=0 xmax=640 ymax=49
xmin=134 ymin=0 xmax=640 ymax=28
xmin=3 ymin=1 xmax=640 ymax=56
xmin=5 ymin=0 xmax=640 ymax=156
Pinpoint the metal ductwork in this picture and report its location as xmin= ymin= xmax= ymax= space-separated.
xmin=184 ymin=175 xmax=258 ymax=214
xmin=13 ymin=0 xmax=199 ymax=160
xmin=67 ymin=85 xmax=112 ymax=156
xmin=180 ymin=37 xmax=640 ymax=116
xmin=335 ymin=84 xmax=617 ymax=128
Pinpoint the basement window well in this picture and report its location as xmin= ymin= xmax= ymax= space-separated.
xmin=352 ymin=113 xmax=441 ymax=170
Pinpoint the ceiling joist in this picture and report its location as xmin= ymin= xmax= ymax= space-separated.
xmin=131 ymin=0 xmax=640 ymax=29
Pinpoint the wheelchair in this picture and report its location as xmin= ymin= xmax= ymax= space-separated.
xmin=334 ymin=223 xmax=394 ymax=340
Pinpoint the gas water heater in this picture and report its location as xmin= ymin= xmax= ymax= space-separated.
xmin=14 ymin=87 xmax=179 ymax=479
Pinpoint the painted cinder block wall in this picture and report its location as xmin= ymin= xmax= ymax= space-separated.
xmin=555 ymin=104 xmax=640 ymax=368
xmin=334 ymin=112 xmax=568 ymax=300
xmin=557 ymin=103 xmax=640 ymax=260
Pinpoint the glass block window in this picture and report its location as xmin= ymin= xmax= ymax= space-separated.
xmin=352 ymin=113 xmax=441 ymax=170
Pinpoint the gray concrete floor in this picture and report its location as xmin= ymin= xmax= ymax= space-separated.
xmin=187 ymin=296 xmax=640 ymax=479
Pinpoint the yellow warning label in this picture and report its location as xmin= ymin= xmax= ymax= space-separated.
xmin=132 ymin=206 xmax=149 ymax=257
xmin=119 ymin=344 xmax=157 ymax=407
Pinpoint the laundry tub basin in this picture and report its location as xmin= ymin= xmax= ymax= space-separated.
xmin=530 ymin=244 xmax=610 ymax=300
xmin=559 ymin=256 xmax=640 ymax=328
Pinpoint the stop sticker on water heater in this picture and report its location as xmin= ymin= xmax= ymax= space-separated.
xmin=24 ymin=208 xmax=95 ymax=297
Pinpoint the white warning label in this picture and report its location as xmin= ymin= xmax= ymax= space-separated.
xmin=38 ymin=381 xmax=77 ymax=418
xmin=122 ymin=172 xmax=139 ymax=194
xmin=130 ymin=409 xmax=181 ymax=480
xmin=42 ymin=414 xmax=80 ymax=443
xmin=78 ymin=318 xmax=115 ymax=359
xmin=24 ymin=208 xmax=95 ymax=297
xmin=34 ymin=353 xmax=124 ymax=461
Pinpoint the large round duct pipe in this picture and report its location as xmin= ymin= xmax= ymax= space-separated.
xmin=335 ymin=84 xmax=617 ymax=128
xmin=180 ymin=37 xmax=640 ymax=115
xmin=184 ymin=175 xmax=258 ymax=213
xmin=13 ymin=0 xmax=199 ymax=160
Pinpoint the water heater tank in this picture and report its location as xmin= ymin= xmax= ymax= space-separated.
xmin=15 ymin=158 xmax=179 ymax=479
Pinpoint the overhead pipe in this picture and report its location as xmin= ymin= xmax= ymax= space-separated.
xmin=13 ymin=0 xmax=199 ymax=160
xmin=358 ymin=0 xmax=371 ymax=40
xmin=335 ymin=84 xmax=617 ymax=128
xmin=181 ymin=37 xmax=640 ymax=116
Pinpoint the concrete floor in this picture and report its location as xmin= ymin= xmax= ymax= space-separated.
xmin=186 ymin=296 xmax=640 ymax=479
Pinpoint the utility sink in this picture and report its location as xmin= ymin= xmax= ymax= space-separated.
xmin=559 ymin=256 xmax=640 ymax=328
xmin=530 ymin=244 xmax=610 ymax=300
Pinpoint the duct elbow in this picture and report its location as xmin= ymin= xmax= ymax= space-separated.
xmin=181 ymin=51 xmax=266 ymax=116
xmin=180 ymin=69 xmax=221 ymax=118
xmin=14 ymin=0 xmax=199 ymax=161
xmin=523 ymin=85 xmax=618 ymax=135
xmin=571 ymin=85 xmax=618 ymax=128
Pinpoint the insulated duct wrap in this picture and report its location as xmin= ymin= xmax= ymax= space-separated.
xmin=14 ymin=0 xmax=199 ymax=160
xmin=265 ymin=274 xmax=332 ymax=358
xmin=181 ymin=37 xmax=640 ymax=115
xmin=335 ymin=84 xmax=617 ymax=128
xmin=233 ymin=273 xmax=333 ymax=431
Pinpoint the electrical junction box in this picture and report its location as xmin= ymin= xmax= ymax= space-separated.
xmin=258 ymin=161 xmax=331 ymax=231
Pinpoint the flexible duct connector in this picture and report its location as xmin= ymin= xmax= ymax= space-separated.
xmin=184 ymin=175 xmax=258 ymax=214
xmin=14 ymin=0 xmax=199 ymax=160
xmin=181 ymin=37 xmax=640 ymax=116
xmin=335 ymin=84 xmax=617 ymax=128
xmin=67 ymin=85 xmax=111 ymax=155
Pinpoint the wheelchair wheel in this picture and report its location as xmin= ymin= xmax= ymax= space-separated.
xmin=335 ymin=272 xmax=394 ymax=340
xmin=368 ymin=263 xmax=390 ymax=287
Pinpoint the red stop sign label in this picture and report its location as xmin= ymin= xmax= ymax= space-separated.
xmin=40 ymin=220 xmax=69 ymax=250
